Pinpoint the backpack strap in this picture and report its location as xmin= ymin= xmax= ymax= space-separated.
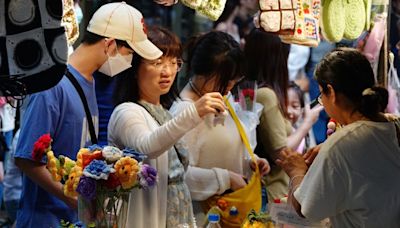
xmin=65 ymin=70 xmax=98 ymax=145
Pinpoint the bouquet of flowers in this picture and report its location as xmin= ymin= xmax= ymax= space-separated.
xmin=32 ymin=134 xmax=157 ymax=228
xmin=238 ymin=80 xmax=257 ymax=112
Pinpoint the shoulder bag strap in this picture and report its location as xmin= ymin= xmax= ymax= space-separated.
xmin=65 ymin=70 xmax=98 ymax=145
xmin=135 ymin=102 xmax=184 ymax=163
xmin=225 ymin=97 xmax=259 ymax=174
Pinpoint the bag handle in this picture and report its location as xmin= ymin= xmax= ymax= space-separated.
xmin=225 ymin=98 xmax=259 ymax=174
xmin=65 ymin=70 xmax=98 ymax=145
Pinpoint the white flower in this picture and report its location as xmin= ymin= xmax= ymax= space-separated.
xmin=102 ymin=146 xmax=123 ymax=163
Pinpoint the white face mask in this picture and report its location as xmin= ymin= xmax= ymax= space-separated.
xmin=98 ymin=49 xmax=133 ymax=77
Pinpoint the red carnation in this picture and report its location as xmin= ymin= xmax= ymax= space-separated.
xmin=242 ymin=89 xmax=255 ymax=100
xmin=32 ymin=134 xmax=52 ymax=161
xmin=103 ymin=173 xmax=121 ymax=189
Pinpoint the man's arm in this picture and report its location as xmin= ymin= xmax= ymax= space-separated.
xmin=15 ymin=158 xmax=77 ymax=209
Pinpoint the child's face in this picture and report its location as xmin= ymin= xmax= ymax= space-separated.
xmin=287 ymin=88 xmax=302 ymax=124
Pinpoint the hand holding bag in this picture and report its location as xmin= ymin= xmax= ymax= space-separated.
xmin=203 ymin=98 xmax=262 ymax=228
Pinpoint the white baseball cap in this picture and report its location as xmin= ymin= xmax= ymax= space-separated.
xmin=87 ymin=2 xmax=162 ymax=60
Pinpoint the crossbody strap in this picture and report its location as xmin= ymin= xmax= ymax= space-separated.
xmin=65 ymin=70 xmax=98 ymax=145
xmin=135 ymin=102 xmax=184 ymax=164
xmin=225 ymin=98 xmax=259 ymax=174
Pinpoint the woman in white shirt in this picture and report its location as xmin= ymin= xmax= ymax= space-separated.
xmin=277 ymin=48 xmax=400 ymax=227
xmin=170 ymin=31 xmax=270 ymax=226
xmin=108 ymin=27 xmax=226 ymax=228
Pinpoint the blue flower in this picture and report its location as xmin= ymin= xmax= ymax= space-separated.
xmin=83 ymin=159 xmax=115 ymax=180
xmin=122 ymin=148 xmax=147 ymax=162
xmin=88 ymin=144 xmax=102 ymax=152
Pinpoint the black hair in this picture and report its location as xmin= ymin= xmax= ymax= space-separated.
xmin=288 ymin=81 xmax=304 ymax=108
xmin=184 ymin=31 xmax=244 ymax=94
xmin=113 ymin=26 xmax=182 ymax=109
xmin=213 ymin=0 xmax=240 ymax=27
xmin=315 ymin=47 xmax=388 ymax=118
xmin=244 ymin=28 xmax=290 ymax=117
xmin=82 ymin=31 xmax=131 ymax=49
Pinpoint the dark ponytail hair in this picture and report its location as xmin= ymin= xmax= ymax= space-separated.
xmin=359 ymin=87 xmax=389 ymax=116
xmin=244 ymin=28 xmax=290 ymax=117
xmin=184 ymin=31 xmax=244 ymax=94
xmin=315 ymin=47 xmax=388 ymax=118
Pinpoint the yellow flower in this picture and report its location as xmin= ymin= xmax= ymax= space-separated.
xmin=76 ymin=148 xmax=90 ymax=168
xmin=46 ymin=151 xmax=61 ymax=181
xmin=114 ymin=157 xmax=139 ymax=189
xmin=252 ymin=221 xmax=266 ymax=228
xmin=242 ymin=220 xmax=251 ymax=228
xmin=59 ymin=155 xmax=76 ymax=178
xmin=64 ymin=166 xmax=83 ymax=198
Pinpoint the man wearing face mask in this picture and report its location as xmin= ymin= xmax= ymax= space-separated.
xmin=14 ymin=2 xmax=162 ymax=227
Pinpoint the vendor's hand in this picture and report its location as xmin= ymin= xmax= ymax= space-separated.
xmin=229 ymin=171 xmax=247 ymax=191
xmin=251 ymin=158 xmax=270 ymax=176
xmin=276 ymin=148 xmax=308 ymax=178
xmin=303 ymin=144 xmax=321 ymax=167
xmin=194 ymin=92 xmax=226 ymax=118
xmin=153 ymin=0 xmax=177 ymax=6
xmin=64 ymin=196 xmax=78 ymax=210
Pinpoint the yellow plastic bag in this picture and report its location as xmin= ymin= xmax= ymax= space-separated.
xmin=203 ymin=99 xmax=262 ymax=228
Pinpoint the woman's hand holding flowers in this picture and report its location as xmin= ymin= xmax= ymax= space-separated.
xmin=194 ymin=92 xmax=226 ymax=118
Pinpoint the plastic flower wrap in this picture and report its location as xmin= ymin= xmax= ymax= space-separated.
xmin=238 ymin=80 xmax=257 ymax=112
xmin=32 ymin=134 xmax=158 ymax=227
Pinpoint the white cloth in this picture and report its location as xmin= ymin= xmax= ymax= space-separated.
xmin=107 ymin=102 xmax=201 ymax=228
xmin=294 ymin=120 xmax=400 ymax=227
xmin=287 ymin=44 xmax=310 ymax=81
xmin=0 ymin=103 xmax=16 ymax=132
xmin=170 ymin=97 xmax=259 ymax=201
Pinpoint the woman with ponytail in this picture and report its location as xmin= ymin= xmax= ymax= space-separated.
xmin=277 ymin=48 xmax=400 ymax=227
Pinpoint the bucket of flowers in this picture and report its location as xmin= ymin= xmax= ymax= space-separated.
xmin=32 ymin=134 xmax=157 ymax=228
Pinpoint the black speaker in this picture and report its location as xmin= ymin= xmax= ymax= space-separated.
xmin=0 ymin=0 xmax=67 ymax=96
